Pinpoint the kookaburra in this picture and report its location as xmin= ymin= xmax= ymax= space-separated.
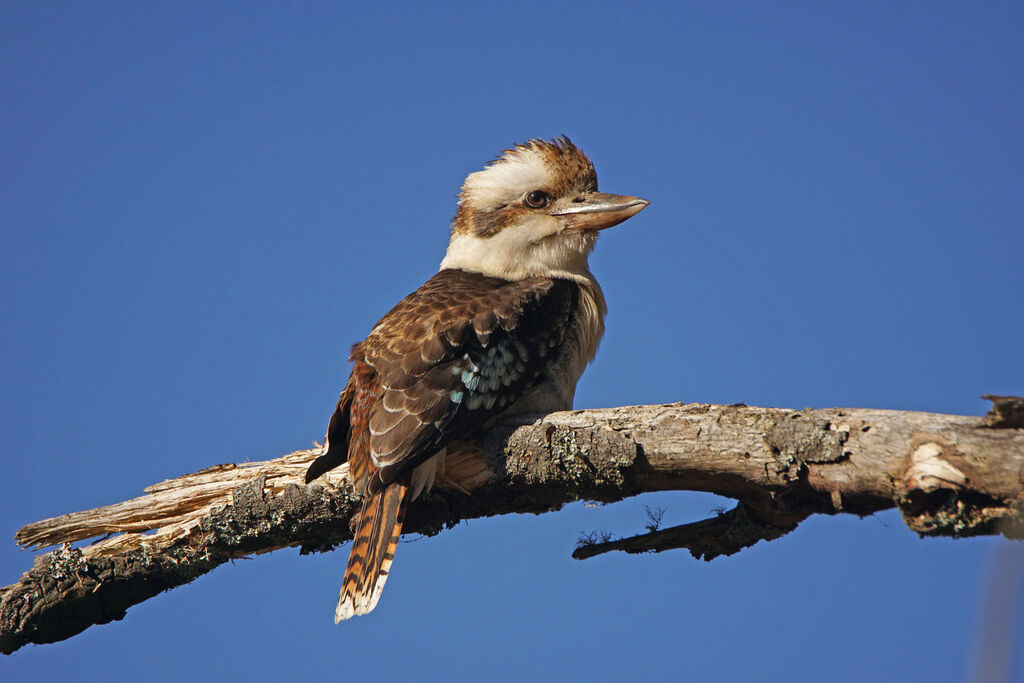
xmin=304 ymin=137 xmax=649 ymax=621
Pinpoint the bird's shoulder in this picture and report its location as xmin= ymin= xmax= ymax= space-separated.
xmin=356 ymin=268 xmax=576 ymax=369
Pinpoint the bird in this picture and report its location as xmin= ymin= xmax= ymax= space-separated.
xmin=304 ymin=136 xmax=649 ymax=622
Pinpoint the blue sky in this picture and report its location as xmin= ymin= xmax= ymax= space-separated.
xmin=2 ymin=2 xmax=1022 ymax=680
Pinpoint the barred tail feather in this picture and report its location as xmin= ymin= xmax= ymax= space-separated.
xmin=334 ymin=481 xmax=409 ymax=622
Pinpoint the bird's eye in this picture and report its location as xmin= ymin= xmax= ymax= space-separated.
xmin=524 ymin=190 xmax=550 ymax=209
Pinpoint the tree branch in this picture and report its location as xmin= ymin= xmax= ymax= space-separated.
xmin=3 ymin=400 xmax=1022 ymax=654
xmin=572 ymin=501 xmax=801 ymax=561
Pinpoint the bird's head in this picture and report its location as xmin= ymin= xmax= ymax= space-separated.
xmin=440 ymin=137 xmax=649 ymax=281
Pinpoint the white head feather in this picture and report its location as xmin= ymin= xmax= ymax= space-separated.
xmin=441 ymin=138 xmax=600 ymax=283
xmin=459 ymin=149 xmax=551 ymax=212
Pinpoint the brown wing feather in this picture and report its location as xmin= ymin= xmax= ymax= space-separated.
xmin=345 ymin=361 xmax=380 ymax=494
xmin=360 ymin=269 xmax=577 ymax=491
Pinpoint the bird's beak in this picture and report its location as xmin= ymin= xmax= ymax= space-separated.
xmin=549 ymin=192 xmax=650 ymax=231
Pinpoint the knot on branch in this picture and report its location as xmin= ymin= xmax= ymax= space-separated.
xmin=484 ymin=417 xmax=640 ymax=502
xmin=765 ymin=413 xmax=851 ymax=481
xmin=897 ymin=435 xmax=1023 ymax=538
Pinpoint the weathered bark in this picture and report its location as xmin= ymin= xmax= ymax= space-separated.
xmin=3 ymin=399 xmax=1022 ymax=654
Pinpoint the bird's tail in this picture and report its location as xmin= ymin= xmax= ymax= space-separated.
xmin=335 ymin=480 xmax=409 ymax=622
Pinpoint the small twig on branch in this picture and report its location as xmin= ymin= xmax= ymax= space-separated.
xmin=2 ymin=399 xmax=1022 ymax=654
xmin=644 ymin=505 xmax=666 ymax=533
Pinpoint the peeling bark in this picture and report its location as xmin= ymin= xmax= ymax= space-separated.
xmin=3 ymin=400 xmax=1022 ymax=654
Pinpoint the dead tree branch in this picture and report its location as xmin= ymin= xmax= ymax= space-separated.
xmin=3 ymin=399 xmax=1022 ymax=654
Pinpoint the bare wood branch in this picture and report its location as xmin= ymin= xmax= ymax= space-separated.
xmin=3 ymin=400 xmax=1022 ymax=654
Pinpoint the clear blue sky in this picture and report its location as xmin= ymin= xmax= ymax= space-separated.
xmin=3 ymin=2 xmax=1023 ymax=681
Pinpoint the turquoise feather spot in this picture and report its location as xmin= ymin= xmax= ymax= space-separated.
xmin=450 ymin=390 xmax=464 ymax=403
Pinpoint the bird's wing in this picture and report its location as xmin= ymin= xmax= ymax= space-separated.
xmin=304 ymin=374 xmax=356 ymax=484
xmin=357 ymin=268 xmax=578 ymax=493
